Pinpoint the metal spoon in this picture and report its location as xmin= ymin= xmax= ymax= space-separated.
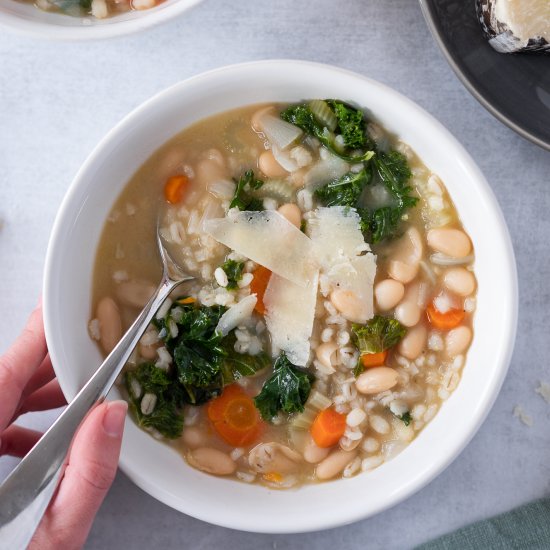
xmin=0 ymin=224 xmax=192 ymax=549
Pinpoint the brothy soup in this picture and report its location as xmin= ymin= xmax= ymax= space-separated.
xmin=89 ymin=100 xmax=476 ymax=488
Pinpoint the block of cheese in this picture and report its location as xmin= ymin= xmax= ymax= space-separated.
xmin=477 ymin=0 xmax=550 ymax=53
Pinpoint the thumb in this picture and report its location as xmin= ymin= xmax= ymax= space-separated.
xmin=30 ymin=400 xmax=127 ymax=550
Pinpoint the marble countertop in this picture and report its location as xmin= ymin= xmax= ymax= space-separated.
xmin=1 ymin=0 xmax=550 ymax=548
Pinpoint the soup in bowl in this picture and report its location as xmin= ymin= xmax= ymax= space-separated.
xmin=44 ymin=61 xmax=517 ymax=532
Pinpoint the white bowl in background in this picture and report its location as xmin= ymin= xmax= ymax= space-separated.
xmin=43 ymin=60 xmax=517 ymax=533
xmin=0 ymin=0 xmax=202 ymax=40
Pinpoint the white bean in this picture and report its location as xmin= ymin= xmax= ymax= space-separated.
xmin=398 ymin=324 xmax=428 ymax=360
xmin=330 ymin=289 xmax=369 ymax=323
xmin=259 ymin=150 xmax=288 ymax=178
xmin=132 ymin=0 xmax=155 ymax=9
xmin=375 ymin=279 xmax=405 ymax=311
xmin=187 ymin=447 xmax=236 ymax=476
xmin=277 ymin=203 xmax=302 ymax=228
xmin=427 ymin=228 xmax=471 ymax=258
xmin=445 ymin=325 xmax=472 ymax=356
xmin=116 ymin=280 xmax=156 ymax=308
xmin=139 ymin=341 xmax=158 ymax=360
xmin=394 ymin=282 xmax=422 ymax=327
xmin=315 ymin=342 xmax=338 ymax=370
xmin=355 ymin=367 xmax=398 ymax=395
xmin=444 ymin=267 xmax=476 ymax=296
xmin=316 ymin=450 xmax=357 ymax=480
xmin=388 ymin=260 xmax=418 ymax=284
xmin=387 ymin=227 xmax=423 ymax=283
xmin=303 ymin=436 xmax=330 ymax=463
xmin=394 ymin=300 xmax=421 ymax=327
xmin=96 ymin=297 xmax=122 ymax=354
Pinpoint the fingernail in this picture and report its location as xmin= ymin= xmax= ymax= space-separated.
xmin=102 ymin=400 xmax=128 ymax=438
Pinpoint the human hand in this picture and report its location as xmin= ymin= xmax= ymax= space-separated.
xmin=0 ymin=301 xmax=127 ymax=549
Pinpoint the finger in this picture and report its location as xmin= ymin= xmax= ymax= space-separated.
xmin=23 ymin=354 xmax=55 ymax=398
xmin=18 ymin=379 xmax=67 ymax=416
xmin=29 ymin=401 xmax=127 ymax=550
xmin=0 ymin=303 xmax=47 ymax=431
xmin=0 ymin=425 xmax=43 ymax=458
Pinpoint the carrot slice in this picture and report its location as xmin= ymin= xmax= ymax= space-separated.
xmin=310 ymin=408 xmax=347 ymax=448
xmin=207 ymin=384 xmax=263 ymax=447
xmin=263 ymin=472 xmax=283 ymax=483
xmin=249 ymin=266 xmax=272 ymax=315
xmin=360 ymin=350 xmax=388 ymax=368
xmin=176 ymin=296 xmax=196 ymax=305
xmin=426 ymin=302 xmax=465 ymax=330
xmin=164 ymin=175 xmax=188 ymax=204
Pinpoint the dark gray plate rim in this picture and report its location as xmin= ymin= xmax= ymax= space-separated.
xmin=419 ymin=0 xmax=550 ymax=152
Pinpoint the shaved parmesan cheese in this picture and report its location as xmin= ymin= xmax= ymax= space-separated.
xmin=513 ymin=405 xmax=533 ymax=427
xmin=307 ymin=206 xmax=368 ymax=264
xmin=216 ymin=294 xmax=257 ymax=336
xmin=535 ymin=382 xmax=550 ymax=404
xmin=264 ymin=271 xmax=319 ymax=366
xmin=308 ymin=207 xmax=376 ymax=323
xmin=205 ymin=210 xmax=315 ymax=287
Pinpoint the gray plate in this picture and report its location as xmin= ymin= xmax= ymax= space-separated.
xmin=420 ymin=0 xmax=550 ymax=152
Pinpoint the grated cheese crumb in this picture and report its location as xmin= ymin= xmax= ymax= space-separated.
xmin=88 ymin=319 xmax=101 ymax=341
xmin=535 ymin=382 xmax=550 ymax=404
xmin=513 ymin=405 xmax=533 ymax=427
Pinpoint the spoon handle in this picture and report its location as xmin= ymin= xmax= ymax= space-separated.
xmin=0 ymin=277 xmax=183 ymax=550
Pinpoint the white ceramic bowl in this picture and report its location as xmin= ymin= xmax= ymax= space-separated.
xmin=0 ymin=0 xmax=202 ymax=40
xmin=43 ymin=60 xmax=518 ymax=533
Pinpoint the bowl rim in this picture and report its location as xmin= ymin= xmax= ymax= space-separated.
xmin=43 ymin=59 xmax=518 ymax=533
xmin=0 ymin=0 xmax=202 ymax=41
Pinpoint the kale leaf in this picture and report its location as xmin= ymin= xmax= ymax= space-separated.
xmin=220 ymin=335 xmax=271 ymax=385
xmin=157 ymin=300 xmax=269 ymax=405
xmin=358 ymin=150 xmax=417 ymax=243
xmin=399 ymin=411 xmax=412 ymax=426
xmin=352 ymin=316 xmax=407 ymax=376
xmin=352 ymin=316 xmax=407 ymax=355
xmin=326 ymin=100 xmax=368 ymax=150
xmin=254 ymin=353 xmax=314 ymax=420
xmin=315 ymin=168 xmax=372 ymax=208
xmin=280 ymin=101 xmax=374 ymax=163
xmin=124 ymin=363 xmax=185 ymax=439
xmin=125 ymin=300 xmax=273 ymax=437
xmin=220 ymin=259 xmax=244 ymax=290
xmin=280 ymin=104 xmax=320 ymax=137
xmin=166 ymin=303 xmax=226 ymax=405
xmin=230 ymin=170 xmax=265 ymax=211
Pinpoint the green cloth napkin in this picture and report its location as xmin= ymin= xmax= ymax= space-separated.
xmin=416 ymin=498 xmax=550 ymax=550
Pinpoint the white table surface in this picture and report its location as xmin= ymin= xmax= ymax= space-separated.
xmin=1 ymin=0 xmax=549 ymax=548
